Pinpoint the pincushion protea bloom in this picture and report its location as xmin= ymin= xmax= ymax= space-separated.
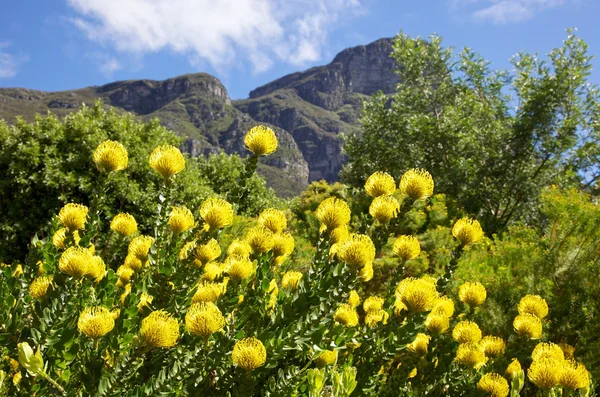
xmin=505 ymin=358 xmax=522 ymax=380
xmin=245 ymin=226 xmax=275 ymax=254
xmin=455 ymin=343 xmax=488 ymax=369
xmin=225 ymin=256 xmax=254 ymax=281
xmin=392 ymin=235 xmax=421 ymax=261
xmin=244 ymin=126 xmax=278 ymax=156
xmin=399 ymin=169 xmax=434 ymax=200
xmin=458 ymin=281 xmax=487 ymax=306
xmin=315 ymin=197 xmax=351 ymax=230
xmin=477 ymin=373 xmax=509 ymax=397
xmin=168 ymin=206 xmax=195 ymax=233
xmin=185 ymin=302 xmax=225 ymax=338
xmin=364 ymin=171 xmax=396 ymax=197
xmin=93 ymin=140 xmax=128 ymax=172
xmin=452 ymin=321 xmax=483 ymax=344
xmin=513 ymin=313 xmax=543 ymax=339
xmin=452 ymin=217 xmax=484 ymax=245
xmin=408 ymin=333 xmax=431 ymax=356
xmin=200 ymin=197 xmax=234 ymax=230
xmin=110 ymin=213 xmax=137 ymax=236
xmin=281 ymin=271 xmax=303 ymax=290
xmin=271 ymin=232 xmax=295 ymax=258
xmin=314 ymin=350 xmax=338 ymax=367
xmin=29 ymin=276 xmax=53 ymax=299
xmin=424 ymin=313 xmax=450 ymax=334
xmin=480 ymin=336 xmax=506 ymax=357
xmin=58 ymin=246 xmax=93 ymax=277
xmin=560 ymin=359 xmax=590 ymax=390
xmin=337 ymin=234 xmax=376 ymax=268
xmin=232 ymin=337 xmax=267 ymax=370
xmin=78 ymin=306 xmax=115 ymax=339
xmin=334 ymin=304 xmax=359 ymax=327
xmin=258 ymin=208 xmax=287 ymax=233
xmin=58 ymin=203 xmax=88 ymax=232
xmin=528 ymin=358 xmax=563 ymax=390
xmin=517 ymin=294 xmax=548 ymax=319
xmin=149 ymin=145 xmax=185 ymax=179
xmin=369 ymin=195 xmax=400 ymax=223
xmin=139 ymin=310 xmax=180 ymax=348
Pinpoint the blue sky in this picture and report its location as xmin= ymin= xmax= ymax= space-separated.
xmin=1 ymin=0 xmax=599 ymax=100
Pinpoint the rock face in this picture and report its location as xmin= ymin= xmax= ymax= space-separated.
xmin=0 ymin=37 xmax=398 ymax=195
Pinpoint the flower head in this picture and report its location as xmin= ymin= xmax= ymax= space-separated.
xmin=399 ymin=169 xmax=434 ymax=200
xmin=314 ymin=350 xmax=338 ymax=367
xmin=227 ymin=239 xmax=252 ymax=258
xmin=139 ymin=310 xmax=180 ymax=348
xmin=268 ymin=278 xmax=279 ymax=309
xmin=245 ymin=226 xmax=275 ymax=254
xmin=392 ymin=235 xmax=421 ymax=261
xmin=477 ymin=373 xmax=509 ymax=397
xmin=192 ymin=281 xmax=228 ymax=303
xmin=513 ymin=314 xmax=543 ymax=339
xmin=458 ymin=281 xmax=487 ymax=306
xmin=258 ymin=209 xmax=287 ymax=233
xmin=559 ymin=343 xmax=576 ymax=360
xmin=334 ymin=304 xmax=359 ymax=327
xmin=93 ymin=140 xmax=128 ymax=172
xmin=518 ymin=294 xmax=549 ymax=319
xmin=29 ymin=276 xmax=52 ymax=299
xmin=425 ymin=313 xmax=450 ymax=334
xmin=58 ymin=203 xmax=88 ymax=232
xmin=505 ymin=359 xmax=522 ymax=380
xmin=432 ymin=296 xmax=455 ymax=317
xmin=364 ymin=171 xmax=396 ymax=197
xmin=365 ymin=309 xmax=389 ymax=327
xmin=88 ymin=255 xmax=106 ymax=282
xmin=480 ymin=336 xmax=506 ymax=357
xmin=244 ymin=125 xmax=278 ymax=155
xmin=185 ymin=302 xmax=225 ymax=338
xmin=200 ymin=197 xmax=234 ymax=230
xmin=452 ymin=218 xmax=484 ymax=245
xmin=281 ymin=271 xmax=303 ymax=290
xmin=330 ymin=227 xmax=350 ymax=244
xmin=194 ymin=239 xmax=222 ymax=267
xmin=359 ymin=263 xmax=374 ymax=282
xmin=110 ymin=213 xmax=138 ymax=236
xmin=272 ymin=232 xmax=295 ymax=258
xmin=137 ymin=292 xmax=154 ymax=312
xmin=315 ymin=197 xmax=351 ymax=230
xmin=128 ymin=235 xmax=154 ymax=261
xmin=531 ymin=343 xmax=564 ymax=362
xmin=232 ymin=337 xmax=267 ymax=370
xmin=452 ymin=321 xmax=483 ymax=344
xmin=168 ymin=206 xmax=195 ymax=233
xmin=560 ymin=360 xmax=590 ymax=390
xmin=52 ymin=228 xmax=80 ymax=249
xmin=369 ymin=195 xmax=400 ymax=224
xmin=408 ymin=333 xmax=431 ymax=356
xmin=116 ymin=266 xmax=134 ymax=287
xmin=225 ymin=255 xmax=255 ymax=281
xmin=58 ymin=246 xmax=93 ymax=277
xmin=528 ymin=358 xmax=563 ymax=390
xmin=455 ymin=343 xmax=488 ymax=369
xmin=348 ymin=290 xmax=361 ymax=308
xmin=337 ymin=234 xmax=375 ymax=268
xmin=124 ymin=254 xmax=144 ymax=271
xmin=201 ymin=262 xmax=225 ymax=282
xmin=77 ymin=306 xmax=115 ymax=339
xmin=398 ymin=278 xmax=439 ymax=312
xmin=149 ymin=145 xmax=185 ymax=179
xmin=363 ymin=296 xmax=384 ymax=313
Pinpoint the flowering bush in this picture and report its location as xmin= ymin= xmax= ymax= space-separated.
xmin=0 ymin=127 xmax=594 ymax=396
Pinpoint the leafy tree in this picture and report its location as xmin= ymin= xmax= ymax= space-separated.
xmin=343 ymin=29 xmax=600 ymax=234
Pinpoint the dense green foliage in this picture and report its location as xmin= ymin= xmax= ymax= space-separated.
xmin=343 ymin=30 xmax=600 ymax=234
xmin=0 ymin=102 xmax=278 ymax=262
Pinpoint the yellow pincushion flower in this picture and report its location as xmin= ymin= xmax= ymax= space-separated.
xmin=168 ymin=206 xmax=195 ymax=233
xmin=558 ymin=343 xmax=576 ymax=360
xmin=185 ymin=302 xmax=225 ymax=338
xmin=408 ymin=333 xmax=431 ymax=356
xmin=227 ymin=239 xmax=252 ymax=258
xmin=93 ymin=140 xmax=128 ymax=172
xmin=348 ymin=290 xmax=361 ymax=308
xmin=124 ymin=254 xmax=144 ymax=271
xmin=528 ymin=358 xmax=563 ymax=390
xmin=513 ymin=314 xmax=543 ymax=339
xmin=29 ymin=276 xmax=53 ymax=299
xmin=88 ymin=256 xmax=106 ymax=282
xmin=314 ymin=350 xmax=338 ymax=367
xmin=359 ymin=263 xmax=374 ymax=282
xmin=244 ymin=125 xmax=278 ymax=156
xmin=452 ymin=321 xmax=483 ymax=344
xmin=363 ymin=296 xmax=384 ymax=313
xmin=52 ymin=228 xmax=80 ymax=249
xmin=337 ymin=234 xmax=375 ymax=268
xmin=369 ymin=195 xmax=400 ymax=223
xmin=505 ymin=358 xmax=522 ymax=380
xmin=12 ymin=372 xmax=22 ymax=386
xmin=199 ymin=197 xmax=234 ymax=230
xmin=225 ymin=256 xmax=254 ymax=281
xmin=232 ymin=337 xmax=267 ymax=370
xmin=365 ymin=309 xmax=389 ymax=327
xmin=149 ymin=145 xmax=185 ymax=179
xmin=399 ymin=169 xmax=434 ymax=200
xmin=268 ymin=278 xmax=279 ymax=309
xmin=425 ymin=313 xmax=450 ymax=334
xmin=281 ymin=271 xmax=303 ymax=290
xmin=137 ymin=292 xmax=154 ymax=312
xmin=517 ymin=294 xmax=549 ymax=319
xmin=480 ymin=336 xmax=506 ymax=357
xmin=272 ymin=232 xmax=295 ymax=258
xmin=116 ymin=266 xmax=134 ymax=287
xmin=245 ymin=226 xmax=275 ymax=254
xmin=58 ymin=203 xmax=89 ymax=232
xmin=58 ymin=246 xmax=92 ymax=277
xmin=315 ymin=197 xmax=351 ymax=230
xmin=560 ymin=360 xmax=590 ymax=390
xmin=458 ymin=281 xmax=487 ymax=306
xmin=258 ymin=209 xmax=287 ymax=233
xmin=452 ymin=217 xmax=484 ymax=245
xmin=77 ymin=306 xmax=115 ymax=339
xmin=531 ymin=343 xmax=564 ymax=362
xmin=455 ymin=343 xmax=488 ymax=369
xmin=179 ymin=240 xmax=197 ymax=261
xmin=432 ymin=296 xmax=455 ymax=317
xmin=477 ymin=373 xmax=509 ymax=397
xmin=201 ymin=262 xmax=225 ymax=281
xmin=192 ymin=281 xmax=227 ymax=303
xmin=139 ymin=310 xmax=180 ymax=348
xmin=120 ymin=284 xmax=132 ymax=304
xmin=194 ymin=239 xmax=222 ymax=267
xmin=334 ymin=304 xmax=359 ymax=327
xmin=128 ymin=235 xmax=154 ymax=261
xmin=398 ymin=278 xmax=439 ymax=312
xmin=392 ymin=235 xmax=421 ymax=261
xmin=110 ymin=213 xmax=138 ymax=236
xmin=364 ymin=171 xmax=396 ymax=197
xmin=330 ymin=227 xmax=350 ymax=244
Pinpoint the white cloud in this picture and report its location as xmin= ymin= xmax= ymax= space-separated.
xmin=85 ymin=52 xmax=122 ymax=78
xmin=0 ymin=42 xmax=28 ymax=79
xmin=452 ymin=0 xmax=570 ymax=24
xmin=66 ymin=0 xmax=362 ymax=73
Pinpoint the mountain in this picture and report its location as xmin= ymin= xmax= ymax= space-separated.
xmin=0 ymin=38 xmax=397 ymax=196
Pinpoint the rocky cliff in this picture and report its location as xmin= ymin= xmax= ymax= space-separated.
xmin=0 ymin=38 xmax=397 ymax=196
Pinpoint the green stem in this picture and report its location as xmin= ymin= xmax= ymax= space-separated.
xmin=40 ymin=372 xmax=67 ymax=396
